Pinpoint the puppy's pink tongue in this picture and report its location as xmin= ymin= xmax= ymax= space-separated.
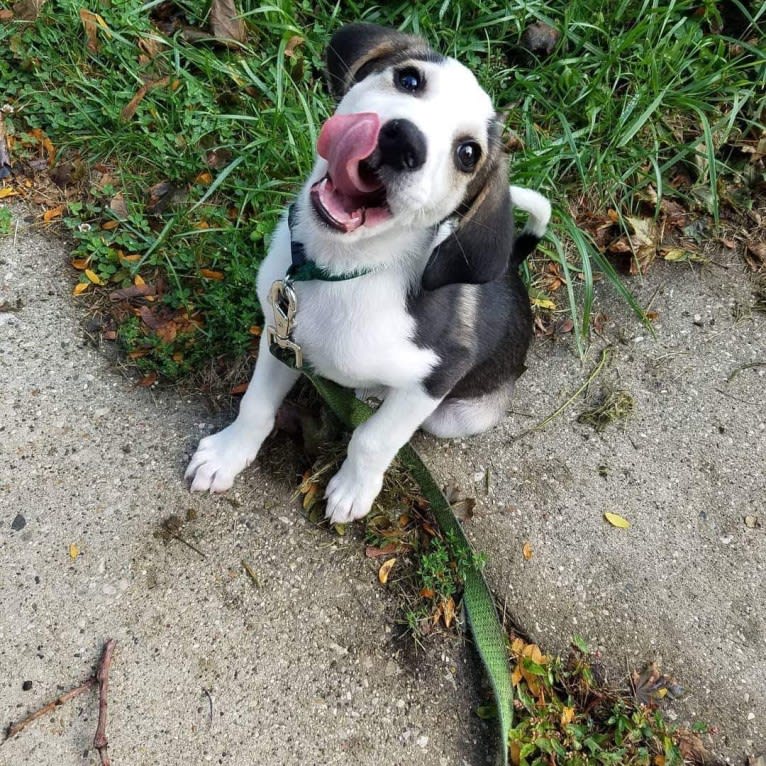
xmin=317 ymin=113 xmax=381 ymax=196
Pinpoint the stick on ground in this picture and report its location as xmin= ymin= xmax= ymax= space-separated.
xmin=2 ymin=637 xmax=117 ymax=762
xmin=93 ymin=639 xmax=117 ymax=766
xmin=3 ymin=678 xmax=96 ymax=741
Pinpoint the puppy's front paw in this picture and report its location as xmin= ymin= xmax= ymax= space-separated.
xmin=324 ymin=460 xmax=383 ymax=524
xmin=185 ymin=424 xmax=260 ymax=493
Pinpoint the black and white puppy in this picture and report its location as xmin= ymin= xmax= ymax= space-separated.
xmin=186 ymin=23 xmax=551 ymax=523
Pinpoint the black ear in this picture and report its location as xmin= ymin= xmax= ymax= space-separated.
xmin=421 ymin=159 xmax=515 ymax=291
xmin=326 ymin=23 xmax=433 ymax=101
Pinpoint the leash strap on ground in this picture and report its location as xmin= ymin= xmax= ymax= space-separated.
xmin=305 ymin=372 xmax=513 ymax=766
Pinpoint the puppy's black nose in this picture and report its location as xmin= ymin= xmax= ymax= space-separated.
xmin=377 ymin=119 xmax=427 ymax=172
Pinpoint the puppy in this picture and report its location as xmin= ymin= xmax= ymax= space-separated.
xmin=186 ymin=23 xmax=551 ymax=523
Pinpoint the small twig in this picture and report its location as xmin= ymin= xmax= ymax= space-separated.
xmin=512 ymin=346 xmax=612 ymax=440
xmin=93 ymin=638 xmax=117 ymax=766
xmin=202 ymin=688 xmax=214 ymax=726
xmin=727 ymin=360 xmax=766 ymax=383
xmin=3 ymin=677 xmax=96 ymax=742
xmin=169 ymin=532 xmax=207 ymax=558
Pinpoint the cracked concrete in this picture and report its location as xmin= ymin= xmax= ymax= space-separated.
xmin=1 ymin=205 xmax=764 ymax=764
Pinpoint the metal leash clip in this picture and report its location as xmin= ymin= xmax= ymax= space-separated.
xmin=266 ymin=278 xmax=303 ymax=369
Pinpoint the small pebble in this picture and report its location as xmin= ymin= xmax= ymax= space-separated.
xmin=22 ymin=680 xmax=32 ymax=691
xmin=11 ymin=513 xmax=26 ymax=531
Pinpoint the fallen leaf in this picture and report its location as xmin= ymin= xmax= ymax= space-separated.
xmin=209 ymin=0 xmax=246 ymax=46
xmin=199 ymin=268 xmax=224 ymax=281
xmin=12 ymin=0 xmax=45 ymax=21
xmin=84 ymin=269 xmax=103 ymax=285
xmin=560 ymin=706 xmax=575 ymax=726
xmin=365 ymin=543 xmax=398 ymax=559
xmin=101 ymin=220 xmax=119 ymax=230
xmin=0 ymin=188 xmax=18 ymax=199
xmin=531 ymin=296 xmax=556 ymax=311
xmin=604 ymin=511 xmax=631 ymax=529
xmin=0 ymin=9 xmax=14 ymax=21
xmin=378 ymin=557 xmax=396 ymax=585
xmin=442 ymin=596 xmax=455 ymax=628
xmin=137 ymin=371 xmax=158 ymax=387
xmin=284 ymin=35 xmax=304 ymax=58
xmin=71 ymin=258 xmax=90 ymax=270
xmin=248 ymin=325 xmax=262 ymax=336
xmin=42 ymin=205 xmax=64 ymax=222
xmin=79 ymin=9 xmax=109 ymax=53
xmin=120 ymin=77 xmax=170 ymax=122
xmin=625 ymin=216 xmax=658 ymax=273
xmin=195 ymin=171 xmax=213 ymax=185
xmin=110 ymin=192 xmax=128 ymax=220
xmin=72 ymin=282 xmax=90 ymax=296
xmin=68 ymin=543 xmax=80 ymax=560
xmin=522 ymin=541 xmax=533 ymax=560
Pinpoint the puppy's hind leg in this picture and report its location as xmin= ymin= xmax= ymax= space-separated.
xmin=186 ymin=333 xmax=300 ymax=492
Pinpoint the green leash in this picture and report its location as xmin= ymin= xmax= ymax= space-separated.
xmin=304 ymin=373 xmax=513 ymax=765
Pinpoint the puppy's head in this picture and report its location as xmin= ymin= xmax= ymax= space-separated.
xmin=305 ymin=23 xmax=513 ymax=289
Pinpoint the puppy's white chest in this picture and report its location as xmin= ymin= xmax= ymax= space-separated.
xmin=292 ymin=271 xmax=435 ymax=389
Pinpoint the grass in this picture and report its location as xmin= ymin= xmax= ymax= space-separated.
xmin=1 ymin=0 xmax=764 ymax=376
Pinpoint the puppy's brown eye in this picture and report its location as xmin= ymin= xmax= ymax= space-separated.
xmin=456 ymin=141 xmax=481 ymax=172
xmin=395 ymin=67 xmax=422 ymax=93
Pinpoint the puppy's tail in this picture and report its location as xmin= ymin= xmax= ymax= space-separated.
xmin=509 ymin=185 xmax=551 ymax=266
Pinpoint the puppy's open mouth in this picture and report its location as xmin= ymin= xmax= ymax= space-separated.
xmin=310 ymin=112 xmax=392 ymax=233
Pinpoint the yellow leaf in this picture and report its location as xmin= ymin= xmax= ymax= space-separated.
xmin=119 ymin=253 xmax=141 ymax=263
xmin=522 ymin=541 xmax=533 ymax=560
xmin=84 ymin=269 xmax=103 ymax=285
xmin=662 ymin=248 xmax=687 ymax=262
xmin=531 ymin=297 xmax=556 ymax=310
xmin=560 ymin=706 xmax=575 ymax=726
xmin=0 ymin=188 xmax=18 ymax=199
xmin=604 ymin=511 xmax=631 ymax=529
xmin=68 ymin=543 xmax=80 ymax=560
xmin=134 ymin=274 xmax=146 ymax=287
xmin=73 ymin=282 xmax=90 ymax=295
xmin=378 ymin=557 xmax=396 ymax=585
xmin=248 ymin=325 xmax=262 ymax=336
xmin=511 ymin=665 xmax=523 ymax=687
xmin=195 ymin=171 xmax=213 ymax=185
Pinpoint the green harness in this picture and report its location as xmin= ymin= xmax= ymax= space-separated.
xmin=266 ymin=207 xmax=514 ymax=765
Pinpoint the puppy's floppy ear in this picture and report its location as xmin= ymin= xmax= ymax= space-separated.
xmin=422 ymin=154 xmax=514 ymax=291
xmin=326 ymin=23 xmax=433 ymax=101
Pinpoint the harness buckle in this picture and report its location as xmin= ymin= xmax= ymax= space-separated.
xmin=267 ymin=279 xmax=303 ymax=369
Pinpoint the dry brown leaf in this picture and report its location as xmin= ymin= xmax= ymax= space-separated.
xmin=101 ymin=220 xmax=119 ymax=230
xmin=71 ymin=258 xmax=90 ymax=270
xmin=195 ymin=170 xmax=213 ymax=185
xmin=110 ymin=192 xmax=128 ymax=220
xmin=137 ymin=371 xmax=158 ymax=387
xmin=42 ymin=205 xmax=64 ymax=222
xmin=522 ymin=541 xmax=533 ymax=560
xmin=12 ymin=0 xmax=45 ymax=21
xmin=79 ymin=9 xmax=108 ymax=53
xmin=120 ymin=76 xmax=170 ymax=122
xmin=200 ymin=268 xmax=224 ymax=281
xmin=209 ymin=0 xmax=246 ymax=46
xmin=284 ymin=35 xmax=304 ymax=58
xmin=378 ymin=557 xmax=396 ymax=585
xmin=0 ymin=9 xmax=14 ymax=21
xmin=442 ymin=596 xmax=455 ymax=628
